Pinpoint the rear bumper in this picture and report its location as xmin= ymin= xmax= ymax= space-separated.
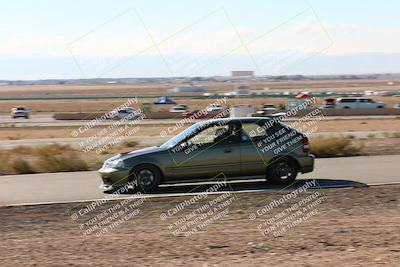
xmin=298 ymin=154 xmax=315 ymax=173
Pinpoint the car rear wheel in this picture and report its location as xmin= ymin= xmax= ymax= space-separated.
xmin=267 ymin=158 xmax=298 ymax=184
xmin=131 ymin=164 xmax=161 ymax=192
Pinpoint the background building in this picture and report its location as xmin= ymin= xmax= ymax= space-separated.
xmin=231 ymin=70 xmax=254 ymax=78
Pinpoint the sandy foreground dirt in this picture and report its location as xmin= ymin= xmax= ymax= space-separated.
xmin=0 ymin=184 xmax=399 ymax=267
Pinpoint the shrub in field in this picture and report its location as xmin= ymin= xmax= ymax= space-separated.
xmin=310 ymin=137 xmax=363 ymax=158
xmin=35 ymin=144 xmax=89 ymax=173
xmin=0 ymin=144 xmax=94 ymax=175
xmin=118 ymin=140 xmax=138 ymax=148
xmin=11 ymin=159 xmax=36 ymax=174
xmin=383 ymin=132 xmax=392 ymax=138
xmin=0 ymin=153 xmax=11 ymax=175
xmin=88 ymin=157 xmax=107 ymax=170
xmin=391 ymin=132 xmax=400 ymax=138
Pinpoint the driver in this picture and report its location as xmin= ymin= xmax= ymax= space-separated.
xmin=214 ymin=124 xmax=237 ymax=143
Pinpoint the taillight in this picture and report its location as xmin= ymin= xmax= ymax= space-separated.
xmin=302 ymin=135 xmax=310 ymax=153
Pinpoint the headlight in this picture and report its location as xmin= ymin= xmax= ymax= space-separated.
xmin=107 ymin=159 xmax=125 ymax=169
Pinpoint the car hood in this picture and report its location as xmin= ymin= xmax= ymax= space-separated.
xmin=116 ymin=146 xmax=166 ymax=160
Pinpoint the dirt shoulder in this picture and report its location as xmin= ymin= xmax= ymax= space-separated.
xmin=0 ymin=184 xmax=399 ymax=266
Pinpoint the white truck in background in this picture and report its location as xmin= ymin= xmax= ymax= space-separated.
xmin=325 ymin=98 xmax=386 ymax=109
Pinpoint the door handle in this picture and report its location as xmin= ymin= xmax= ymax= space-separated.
xmin=224 ymin=148 xmax=232 ymax=153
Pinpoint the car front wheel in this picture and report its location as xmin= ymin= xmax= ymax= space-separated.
xmin=131 ymin=164 xmax=161 ymax=192
xmin=267 ymin=158 xmax=298 ymax=184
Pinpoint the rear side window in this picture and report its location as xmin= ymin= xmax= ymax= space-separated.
xmin=242 ymin=123 xmax=267 ymax=139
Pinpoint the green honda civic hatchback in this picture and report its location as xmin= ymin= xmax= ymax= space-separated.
xmin=99 ymin=117 xmax=314 ymax=192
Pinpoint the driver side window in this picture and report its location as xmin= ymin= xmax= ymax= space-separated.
xmin=185 ymin=122 xmax=239 ymax=147
xmin=186 ymin=124 xmax=230 ymax=146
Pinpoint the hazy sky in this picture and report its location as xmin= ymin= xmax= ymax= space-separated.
xmin=1 ymin=0 xmax=400 ymax=79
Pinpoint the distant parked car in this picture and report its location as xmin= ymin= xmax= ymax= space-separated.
xmin=169 ymin=105 xmax=188 ymax=113
xmin=394 ymin=103 xmax=400 ymax=109
xmin=11 ymin=106 xmax=29 ymax=119
xmin=336 ymin=98 xmax=386 ymax=109
xmin=111 ymin=107 xmax=141 ymax=120
xmin=206 ymin=104 xmax=224 ymax=112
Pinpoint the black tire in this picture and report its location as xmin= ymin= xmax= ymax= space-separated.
xmin=343 ymin=106 xmax=350 ymax=109
xmin=131 ymin=164 xmax=161 ymax=193
xmin=267 ymin=157 xmax=298 ymax=184
xmin=377 ymin=106 xmax=383 ymax=109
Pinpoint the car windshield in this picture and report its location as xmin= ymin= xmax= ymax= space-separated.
xmin=160 ymin=122 xmax=208 ymax=149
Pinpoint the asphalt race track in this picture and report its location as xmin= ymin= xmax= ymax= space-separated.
xmin=0 ymin=155 xmax=399 ymax=206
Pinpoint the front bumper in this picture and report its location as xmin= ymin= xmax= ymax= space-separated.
xmin=98 ymin=167 xmax=130 ymax=191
